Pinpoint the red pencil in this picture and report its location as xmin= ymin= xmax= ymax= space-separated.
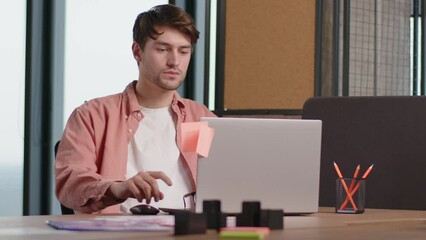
xmin=339 ymin=164 xmax=360 ymax=210
xmin=340 ymin=164 xmax=374 ymax=210
xmin=333 ymin=162 xmax=358 ymax=211
xmin=360 ymin=164 xmax=374 ymax=179
xmin=349 ymin=165 xmax=360 ymax=190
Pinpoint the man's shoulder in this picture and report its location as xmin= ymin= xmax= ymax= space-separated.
xmin=78 ymin=81 xmax=137 ymax=111
xmin=75 ymin=81 xmax=136 ymax=110
xmin=179 ymin=98 xmax=207 ymax=109
xmin=74 ymin=92 xmax=125 ymax=117
xmin=82 ymin=92 xmax=123 ymax=108
xmin=178 ymin=98 xmax=216 ymax=117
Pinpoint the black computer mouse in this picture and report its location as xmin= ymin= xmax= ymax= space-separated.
xmin=130 ymin=204 xmax=160 ymax=215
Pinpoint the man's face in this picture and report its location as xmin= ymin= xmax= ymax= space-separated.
xmin=135 ymin=26 xmax=192 ymax=91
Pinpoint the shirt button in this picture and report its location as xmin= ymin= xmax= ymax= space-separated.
xmin=124 ymin=115 xmax=128 ymax=120
xmin=128 ymin=129 xmax=133 ymax=133
xmin=137 ymin=113 xmax=142 ymax=118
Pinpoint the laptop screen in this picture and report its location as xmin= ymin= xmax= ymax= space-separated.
xmin=196 ymin=117 xmax=322 ymax=214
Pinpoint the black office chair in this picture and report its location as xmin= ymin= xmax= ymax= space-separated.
xmin=54 ymin=140 xmax=75 ymax=215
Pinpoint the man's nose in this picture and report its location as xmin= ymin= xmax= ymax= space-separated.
xmin=167 ymin=50 xmax=179 ymax=67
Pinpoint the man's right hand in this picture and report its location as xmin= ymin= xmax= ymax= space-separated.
xmin=107 ymin=171 xmax=173 ymax=204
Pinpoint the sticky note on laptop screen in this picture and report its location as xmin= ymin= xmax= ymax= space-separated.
xmin=181 ymin=122 xmax=215 ymax=157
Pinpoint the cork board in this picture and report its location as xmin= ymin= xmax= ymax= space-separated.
xmin=223 ymin=0 xmax=316 ymax=110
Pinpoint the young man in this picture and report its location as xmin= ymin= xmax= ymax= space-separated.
xmin=55 ymin=4 xmax=216 ymax=214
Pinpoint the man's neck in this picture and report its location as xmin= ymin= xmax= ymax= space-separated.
xmin=135 ymin=81 xmax=175 ymax=108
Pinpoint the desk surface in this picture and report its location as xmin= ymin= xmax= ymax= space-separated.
xmin=1 ymin=208 xmax=425 ymax=240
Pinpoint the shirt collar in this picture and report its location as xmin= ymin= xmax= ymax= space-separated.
xmin=171 ymin=91 xmax=186 ymax=110
xmin=125 ymin=80 xmax=186 ymax=113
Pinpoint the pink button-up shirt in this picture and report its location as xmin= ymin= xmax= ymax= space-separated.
xmin=55 ymin=81 xmax=216 ymax=214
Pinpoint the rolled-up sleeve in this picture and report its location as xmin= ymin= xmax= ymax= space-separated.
xmin=55 ymin=107 xmax=118 ymax=213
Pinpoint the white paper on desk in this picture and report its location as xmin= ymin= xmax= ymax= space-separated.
xmin=46 ymin=215 xmax=174 ymax=232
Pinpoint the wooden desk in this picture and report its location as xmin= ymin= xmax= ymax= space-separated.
xmin=0 ymin=208 xmax=425 ymax=240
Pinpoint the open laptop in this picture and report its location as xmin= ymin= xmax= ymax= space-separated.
xmin=195 ymin=117 xmax=322 ymax=215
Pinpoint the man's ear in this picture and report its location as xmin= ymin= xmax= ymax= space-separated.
xmin=132 ymin=42 xmax=142 ymax=62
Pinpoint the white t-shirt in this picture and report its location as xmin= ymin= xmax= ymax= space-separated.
xmin=121 ymin=106 xmax=192 ymax=213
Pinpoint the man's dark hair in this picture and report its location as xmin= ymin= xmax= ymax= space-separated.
xmin=133 ymin=4 xmax=199 ymax=49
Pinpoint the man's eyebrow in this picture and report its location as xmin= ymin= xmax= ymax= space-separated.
xmin=154 ymin=41 xmax=192 ymax=49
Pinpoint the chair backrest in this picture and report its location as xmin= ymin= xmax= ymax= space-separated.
xmin=302 ymin=96 xmax=426 ymax=210
xmin=54 ymin=140 xmax=75 ymax=215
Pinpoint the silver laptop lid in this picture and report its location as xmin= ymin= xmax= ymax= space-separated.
xmin=196 ymin=117 xmax=322 ymax=214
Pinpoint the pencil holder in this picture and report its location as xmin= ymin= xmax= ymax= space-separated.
xmin=335 ymin=178 xmax=365 ymax=214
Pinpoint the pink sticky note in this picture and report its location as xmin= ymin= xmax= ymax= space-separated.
xmin=181 ymin=122 xmax=215 ymax=158
xmin=197 ymin=125 xmax=215 ymax=157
